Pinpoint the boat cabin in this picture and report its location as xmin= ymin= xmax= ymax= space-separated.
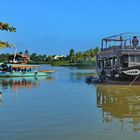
xmin=97 ymin=33 xmax=140 ymax=71
xmin=8 ymin=54 xmax=30 ymax=64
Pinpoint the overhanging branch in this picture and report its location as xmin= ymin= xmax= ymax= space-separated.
xmin=0 ymin=22 xmax=16 ymax=32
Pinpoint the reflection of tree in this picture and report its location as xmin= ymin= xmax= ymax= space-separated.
xmin=96 ymin=85 xmax=140 ymax=126
xmin=70 ymin=72 xmax=96 ymax=81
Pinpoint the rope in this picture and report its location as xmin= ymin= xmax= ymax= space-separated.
xmin=128 ymin=72 xmax=140 ymax=87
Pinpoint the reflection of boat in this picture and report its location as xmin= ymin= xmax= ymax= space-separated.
xmin=0 ymin=77 xmax=39 ymax=90
xmin=0 ymin=64 xmax=55 ymax=77
xmin=96 ymin=85 xmax=140 ymax=124
xmin=0 ymin=76 xmax=55 ymax=94
xmin=96 ymin=33 xmax=140 ymax=84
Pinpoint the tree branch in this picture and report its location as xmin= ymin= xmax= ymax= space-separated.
xmin=0 ymin=22 xmax=16 ymax=32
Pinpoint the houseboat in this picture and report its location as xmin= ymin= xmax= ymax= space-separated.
xmin=96 ymin=33 xmax=140 ymax=84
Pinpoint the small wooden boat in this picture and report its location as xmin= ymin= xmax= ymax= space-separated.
xmin=0 ymin=63 xmax=55 ymax=77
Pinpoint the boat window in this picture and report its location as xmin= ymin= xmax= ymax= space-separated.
xmin=123 ymin=55 xmax=128 ymax=63
xmin=97 ymin=60 xmax=100 ymax=68
xmin=130 ymin=55 xmax=140 ymax=63
xmin=130 ymin=56 xmax=135 ymax=62
xmin=97 ymin=60 xmax=102 ymax=69
xmin=135 ymin=56 xmax=140 ymax=62
xmin=112 ymin=57 xmax=117 ymax=66
xmin=121 ymin=55 xmax=128 ymax=67
xmin=104 ymin=60 xmax=107 ymax=69
xmin=107 ymin=59 xmax=111 ymax=68
xmin=102 ymin=59 xmax=104 ymax=68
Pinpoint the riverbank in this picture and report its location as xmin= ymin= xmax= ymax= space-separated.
xmin=50 ymin=60 xmax=96 ymax=67
xmin=28 ymin=60 xmax=96 ymax=68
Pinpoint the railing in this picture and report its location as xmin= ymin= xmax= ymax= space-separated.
xmin=101 ymin=46 xmax=140 ymax=52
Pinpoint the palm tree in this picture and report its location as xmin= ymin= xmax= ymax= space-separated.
xmin=69 ymin=48 xmax=75 ymax=62
xmin=94 ymin=47 xmax=99 ymax=55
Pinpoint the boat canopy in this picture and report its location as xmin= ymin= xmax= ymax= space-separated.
xmin=6 ymin=64 xmax=39 ymax=69
xmin=101 ymin=32 xmax=140 ymax=49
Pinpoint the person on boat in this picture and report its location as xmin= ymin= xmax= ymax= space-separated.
xmin=3 ymin=65 xmax=9 ymax=71
xmin=132 ymin=36 xmax=139 ymax=47
xmin=27 ymin=68 xmax=31 ymax=72
xmin=111 ymin=68 xmax=117 ymax=78
xmin=120 ymin=36 xmax=123 ymax=46
xmin=8 ymin=65 xmax=12 ymax=72
xmin=17 ymin=67 xmax=21 ymax=72
xmin=24 ymin=68 xmax=26 ymax=72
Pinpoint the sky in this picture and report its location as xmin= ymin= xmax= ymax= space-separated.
xmin=0 ymin=0 xmax=140 ymax=55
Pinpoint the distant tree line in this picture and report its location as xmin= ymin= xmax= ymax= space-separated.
xmin=67 ymin=47 xmax=99 ymax=63
xmin=0 ymin=47 xmax=99 ymax=65
xmin=47 ymin=47 xmax=99 ymax=66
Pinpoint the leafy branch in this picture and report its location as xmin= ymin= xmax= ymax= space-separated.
xmin=0 ymin=22 xmax=16 ymax=32
xmin=0 ymin=41 xmax=14 ymax=48
xmin=0 ymin=22 xmax=16 ymax=48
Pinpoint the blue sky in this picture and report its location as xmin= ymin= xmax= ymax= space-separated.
xmin=0 ymin=0 xmax=140 ymax=55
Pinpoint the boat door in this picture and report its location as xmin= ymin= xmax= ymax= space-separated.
xmin=121 ymin=55 xmax=128 ymax=67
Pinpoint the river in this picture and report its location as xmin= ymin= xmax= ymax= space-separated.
xmin=0 ymin=65 xmax=140 ymax=140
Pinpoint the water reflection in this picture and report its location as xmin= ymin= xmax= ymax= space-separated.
xmin=96 ymin=84 xmax=140 ymax=130
xmin=0 ymin=77 xmax=54 ymax=91
xmin=0 ymin=77 xmax=38 ymax=91
xmin=0 ymin=91 xmax=2 ymax=103
xmin=70 ymin=71 xmax=96 ymax=80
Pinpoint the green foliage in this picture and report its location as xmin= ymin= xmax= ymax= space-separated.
xmin=0 ymin=47 xmax=99 ymax=66
xmin=0 ymin=53 xmax=9 ymax=62
xmin=67 ymin=47 xmax=99 ymax=63
xmin=0 ymin=22 xmax=16 ymax=48
xmin=50 ymin=47 xmax=99 ymax=66
xmin=69 ymin=48 xmax=75 ymax=62
xmin=0 ymin=22 xmax=16 ymax=32
xmin=51 ymin=61 xmax=69 ymax=66
xmin=69 ymin=48 xmax=75 ymax=57
xmin=0 ymin=41 xmax=11 ymax=48
xmin=29 ymin=53 xmax=47 ymax=64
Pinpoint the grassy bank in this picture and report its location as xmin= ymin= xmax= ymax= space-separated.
xmin=50 ymin=60 xmax=96 ymax=67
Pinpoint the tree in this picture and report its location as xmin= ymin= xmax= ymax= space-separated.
xmin=69 ymin=49 xmax=75 ymax=57
xmin=0 ymin=22 xmax=16 ymax=32
xmin=69 ymin=48 xmax=75 ymax=62
xmin=75 ymin=52 xmax=83 ymax=62
xmin=94 ymin=47 xmax=99 ymax=54
xmin=25 ymin=50 xmax=29 ymax=54
xmin=0 ymin=22 xmax=16 ymax=49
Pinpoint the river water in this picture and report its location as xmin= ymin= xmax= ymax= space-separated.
xmin=0 ymin=65 xmax=140 ymax=140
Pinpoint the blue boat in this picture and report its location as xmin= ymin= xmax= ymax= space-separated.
xmin=0 ymin=63 xmax=55 ymax=77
